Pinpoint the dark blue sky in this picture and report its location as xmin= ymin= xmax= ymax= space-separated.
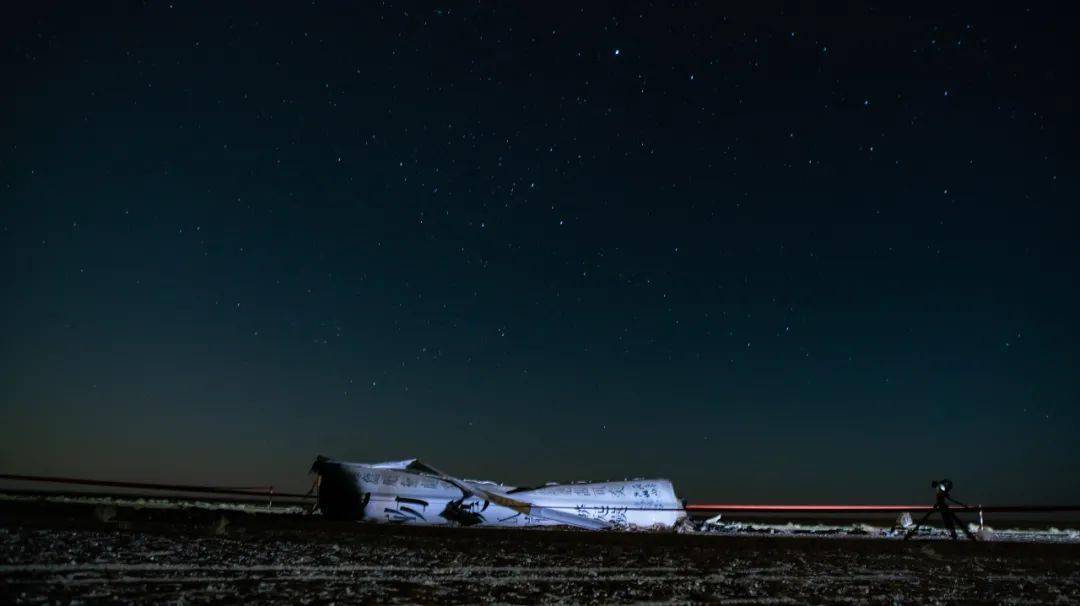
xmin=2 ymin=3 xmax=1077 ymax=504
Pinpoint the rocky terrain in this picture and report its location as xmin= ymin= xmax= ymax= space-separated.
xmin=2 ymin=496 xmax=1079 ymax=604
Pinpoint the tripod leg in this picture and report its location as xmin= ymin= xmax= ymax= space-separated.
xmin=904 ymin=509 xmax=935 ymax=541
xmin=938 ymin=505 xmax=958 ymax=540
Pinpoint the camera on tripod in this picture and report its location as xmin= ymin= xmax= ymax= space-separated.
xmin=904 ymin=478 xmax=977 ymax=541
xmin=931 ymin=479 xmax=953 ymax=493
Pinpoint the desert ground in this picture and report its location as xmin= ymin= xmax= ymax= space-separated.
xmin=2 ymin=495 xmax=1079 ymax=604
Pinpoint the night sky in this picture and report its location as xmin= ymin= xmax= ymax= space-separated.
xmin=3 ymin=3 xmax=1077 ymax=504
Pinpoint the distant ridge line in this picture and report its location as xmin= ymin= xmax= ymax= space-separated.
xmin=4 ymin=473 xmax=1079 ymax=514
xmin=0 ymin=473 xmax=312 ymax=499
xmin=685 ymin=503 xmax=1080 ymax=513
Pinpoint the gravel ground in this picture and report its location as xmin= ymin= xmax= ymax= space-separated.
xmin=2 ymin=498 xmax=1079 ymax=604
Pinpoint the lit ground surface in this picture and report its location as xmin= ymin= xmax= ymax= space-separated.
xmin=2 ymin=496 xmax=1080 ymax=604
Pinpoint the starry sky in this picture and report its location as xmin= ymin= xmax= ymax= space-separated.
xmin=3 ymin=3 xmax=1078 ymax=504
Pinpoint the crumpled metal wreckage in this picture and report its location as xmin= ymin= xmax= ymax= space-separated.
xmin=310 ymin=456 xmax=686 ymax=531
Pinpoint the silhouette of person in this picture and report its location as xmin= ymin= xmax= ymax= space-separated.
xmin=904 ymin=479 xmax=978 ymax=541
